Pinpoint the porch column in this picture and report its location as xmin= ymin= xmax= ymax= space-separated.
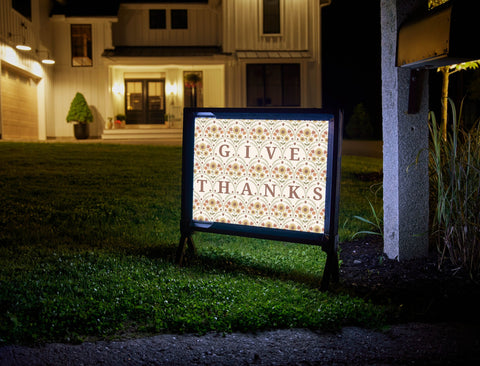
xmin=381 ymin=0 xmax=429 ymax=260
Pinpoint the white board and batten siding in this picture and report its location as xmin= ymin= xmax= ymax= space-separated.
xmin=51 ymin=18 xmax=113 ymax=138
xmin=223 ymin=0 xmax=316 ymax=53
xmin=222 ymin=0 xmax=324 ymax=108
xmin=113 ymin=3 xmax=221 ymax=46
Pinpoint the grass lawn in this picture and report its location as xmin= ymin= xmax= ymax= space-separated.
xmin=0 ymin=142 xmax=383 ymax=344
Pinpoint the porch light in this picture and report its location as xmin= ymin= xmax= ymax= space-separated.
xmin=166 ymin=82 xmax=178 ymax=96
xmin=112 ymin=83 xmax=124 ymax=95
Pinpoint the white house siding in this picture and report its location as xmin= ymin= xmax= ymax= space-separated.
xmin=223 ymin=0 xmax=310 ymax=52
xmin=0 ymin=0 xmax=54 ymax=140
xmin=50 ymin=17 xmax=115 ymax=138
xmin=221 ymin=0 xmax=325 ymax=109
xmin=1 ymin=0 xmax=328 ymax=140
xmin=113 ymin=3 xmax=221 ymax=46
xmin=203 ymin=67 xmax=225 ymax=107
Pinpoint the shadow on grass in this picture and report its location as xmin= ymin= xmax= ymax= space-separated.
xmin=195 ymin=252 xmax=326 ymax=288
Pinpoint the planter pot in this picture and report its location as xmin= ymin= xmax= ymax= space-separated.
xmin=74 ymin=123 xmax=89 ymax=140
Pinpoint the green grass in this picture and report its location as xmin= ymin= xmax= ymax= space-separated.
xmin=0 ymin=142 xmax=384 ymax=344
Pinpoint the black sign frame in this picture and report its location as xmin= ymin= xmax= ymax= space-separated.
xmin=177 ymin=108 xmax=342 ymax=289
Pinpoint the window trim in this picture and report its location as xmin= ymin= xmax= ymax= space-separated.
xmin=259 ymin=0 xmax=284 ymax=37
xmin=70 ymin=24 xmax=93 ymax=67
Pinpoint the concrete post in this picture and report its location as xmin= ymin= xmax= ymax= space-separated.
xmin=381 ymin=0 xmax=430 ymax=260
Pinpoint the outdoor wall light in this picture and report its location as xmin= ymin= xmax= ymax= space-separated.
xmin=36 ymin=50 xmax=55 ymax=65
xmin=112 ymin=83 xmax=124 ymax=95
xmin=8 ymin=32 xmax=32 ymax=51
xmin=16 ymin=42 xmax=31 ymax=51
xmin=167 ymin=82 xmax=178 ymax=96
xmin=9 ymin=22 xmax=32 ymax=51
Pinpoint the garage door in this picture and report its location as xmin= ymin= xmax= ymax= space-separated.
xmin=1 ymin=64 xmax=38 ymax=140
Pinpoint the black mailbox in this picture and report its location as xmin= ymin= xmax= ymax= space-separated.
xmin=397 ymin=1 xmax=480 ymax=68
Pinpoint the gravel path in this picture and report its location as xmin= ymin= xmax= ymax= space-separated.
xmin=2 ymin=322 xmax=479 ymax=365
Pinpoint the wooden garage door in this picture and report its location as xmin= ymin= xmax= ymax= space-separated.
xmin=1 ymin=65 xmax=38 ymax=140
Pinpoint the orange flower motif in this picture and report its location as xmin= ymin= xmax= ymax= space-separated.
xmin=250 ymin=126 xmax=269 ymax=140
xmin=296 ymin=165 xmax=316 ymax=182
xmin=226 ymin=162 xmax=246 ymax=177
xmin=297 ymin=128 xmax=319 ymax=143
xmin=273 ymin=127 xmax=293 ymax=141
xmin=206 ymin=124 xmax=222 ymax=139
xmin=309 ymin=147 xmax=327 ymax=162
xmin=228 ymin=125 xmax=247 ymax=139
xmin=249 ymin=163 xmax=268 ymax=179
xmin=272 ymin=165 xmax=292 ymax=180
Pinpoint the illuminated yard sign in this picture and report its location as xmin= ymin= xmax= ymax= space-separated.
xmin=178 ymin=108 xmax=342 ymax=288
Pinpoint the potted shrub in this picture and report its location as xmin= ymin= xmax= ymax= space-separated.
xmin=66 ymin=92 xmax=93 ymax=139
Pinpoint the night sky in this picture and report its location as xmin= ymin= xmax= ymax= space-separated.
xmin=322 ymin=0 xmax=382 ymax=139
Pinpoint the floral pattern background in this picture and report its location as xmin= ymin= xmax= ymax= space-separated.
xmin=193 ymin=117 xmax=330 ymax=234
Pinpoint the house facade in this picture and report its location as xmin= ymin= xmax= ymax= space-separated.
xmin=0 ymin=0 xmax=330 ymax=141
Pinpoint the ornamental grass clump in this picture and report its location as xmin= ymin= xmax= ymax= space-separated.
xmin=429 ymin=99 xmax=480 ymax=279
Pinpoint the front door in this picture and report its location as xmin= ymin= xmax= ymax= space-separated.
xmin=125 ymin=79 xmax=165 ymax=124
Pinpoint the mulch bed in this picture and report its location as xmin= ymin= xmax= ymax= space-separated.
xmin=337 ymin=236 xmax=480 ymax=324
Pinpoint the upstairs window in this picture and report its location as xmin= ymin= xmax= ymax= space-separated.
xmin=171 ymin=9 xmax=188 ymax=29
xmin=150 ymin=9 xmax=166 ymax=29
xmin=12 ymin=0 xmax=31 ymax=20
xmin=263 ymin=0 xmax=280 ymax=34
xmin=71 ymin=24 xmax=92 ymax=67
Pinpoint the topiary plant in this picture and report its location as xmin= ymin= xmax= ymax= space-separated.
xmin=66 ymin=92 xmax=93 ymax=124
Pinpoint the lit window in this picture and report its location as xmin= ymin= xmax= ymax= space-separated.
xmin=71 ymin=25 xmax=92 ymax=67
xmin=150 ymin=9 xmax=166 ymax=29
xmin=171 ymin=9 xmax=188 ymax=29
xmin=263 ymin=0 xmax=280 ymax=34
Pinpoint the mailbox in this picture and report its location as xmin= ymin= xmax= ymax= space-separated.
xmin=397 ymin=1 xmax=480 ymax=68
